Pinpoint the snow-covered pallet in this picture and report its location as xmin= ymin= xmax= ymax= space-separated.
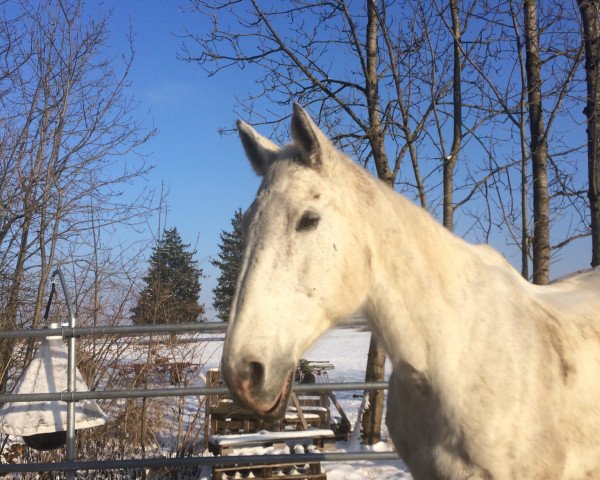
xmin=210 ymin=430 xmax=334 ymax=479
xmin=208 ymin=429 xmax=336 ymax=456
xmin=212 ymin=460 xmax=326 ymax=480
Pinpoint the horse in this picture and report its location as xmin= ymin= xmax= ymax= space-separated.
xmin=221 ymin=103 xmax=600 ymax=479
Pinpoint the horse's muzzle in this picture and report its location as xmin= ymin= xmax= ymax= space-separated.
xmin=222 ymin=357 xmax=295 ymax=419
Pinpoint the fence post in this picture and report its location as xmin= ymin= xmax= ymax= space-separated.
xmin=53 ymin=269 xmax=77 ymax=480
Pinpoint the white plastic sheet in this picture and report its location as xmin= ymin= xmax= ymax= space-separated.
xmin=0 ymin=332 xmax=107 ymax=437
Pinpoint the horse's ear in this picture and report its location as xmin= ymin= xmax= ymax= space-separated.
xmin=237 ymin=120 xmax=280 ymax=177
xmin=290 ymin=102 xmax=329 ymax=169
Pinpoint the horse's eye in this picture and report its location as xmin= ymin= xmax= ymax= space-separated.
xmin=296 ymin=211 xmax=320 ymax=232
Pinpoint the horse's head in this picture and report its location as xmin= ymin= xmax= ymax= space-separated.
xmin=221 ymin=103 xmax=372 ymax=418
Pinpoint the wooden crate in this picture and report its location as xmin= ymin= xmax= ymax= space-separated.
xmin=205 ymin=370 xmax=332 ymax=436
xmin=210 ymin=415 xmax=283 ymax=436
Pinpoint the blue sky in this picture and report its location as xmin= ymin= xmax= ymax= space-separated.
xmin=90 ymin=1 xmax=263 ymax=319
xmin=91 ymin=1 xmax=591 ymax=320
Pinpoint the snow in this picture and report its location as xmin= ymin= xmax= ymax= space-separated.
xmin=209 ymin=429 xmax=335 ymax=447
xmin=284 ymin=412 xmax=322 ymax=421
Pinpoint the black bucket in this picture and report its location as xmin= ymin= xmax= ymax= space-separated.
xmin=23 ymin=431 xmax=67 ymax=451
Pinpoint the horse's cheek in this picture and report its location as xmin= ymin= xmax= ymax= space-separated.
xmin=328 ymin=233 xmax=370 ymax=310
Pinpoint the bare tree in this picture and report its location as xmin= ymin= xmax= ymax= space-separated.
xmin=524 ymin=0 xmax=551 ymax=284
xmin=0 ymin=0 xmax=155 ymax=392
xmin=457 ymin=0 xmax=585 ymax=279
xmin=577 ymin=0 xmax=600 ymax=267
xmin=443 ymin=0 xmax=463 ymax=230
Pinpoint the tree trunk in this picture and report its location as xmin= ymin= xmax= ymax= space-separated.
xmin=577 ymin=0 xmax=600 ymax=267
xmin=524 ymin=0 xmax=550 ymax=285
xmin=514 ymin=1 xmax=530 ymax=279
xmin=361 ymin=334 xmax=386 ymax=444
xmin=520 ymin=111 xmax=530 ymax=279
xmin=0 ymin=213 xmax=32 ymax=393
xmin=365 ymin=0 xmax=393 ymax=186
xmin=443 ymin=0 xmax=463 ymax=231
xmin=361 ymin=0 xmax=388 ymax=445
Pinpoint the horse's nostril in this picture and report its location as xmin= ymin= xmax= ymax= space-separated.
xmin=248 ymin=361 xmax=265 ymax=389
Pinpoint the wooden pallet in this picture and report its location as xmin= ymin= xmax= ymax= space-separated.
xmin=205 ymin=370 xmax=331 ymax=435
xmin=210 ymin=430 xmax=333 ymax=479
xmin=212 ymin=461 xmax=326 ymax=480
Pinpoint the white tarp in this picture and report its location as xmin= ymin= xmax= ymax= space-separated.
xmin=0 ymin=333 xmax=107 ymax=437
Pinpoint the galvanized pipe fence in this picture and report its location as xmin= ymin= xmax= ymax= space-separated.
xmin=0 ymin=272 xmax=396 ymax=475
xmin=0 ymin=451 xmax=400 ymax=474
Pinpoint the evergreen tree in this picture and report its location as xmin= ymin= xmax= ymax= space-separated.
xmin=132 ymin=228 xmax=205 ymax=324
xmin=211 ymin=209 xmax=245 ymax=321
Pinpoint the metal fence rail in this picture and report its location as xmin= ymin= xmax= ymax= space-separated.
xmin=0 ymin=270 xmax=397 ymax=475
xmin=0 ymin=451 xmax=400 ymax=474
xmin=0 ymin=381 xmax=389 ymax=404
xmin=0 ymin=316 xmax=366 ymax=339
xmin=0 ymin=322 xmax=226 ymax=339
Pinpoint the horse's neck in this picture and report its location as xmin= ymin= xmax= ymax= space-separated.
xmin=360 ymin=180 xmax=528 ymax=375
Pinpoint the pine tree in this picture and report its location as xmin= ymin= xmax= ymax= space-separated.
xmin=132 ymin=228 xmax=205 ymax=324
xmin=211 ymin=209 xmax=245 ymax=322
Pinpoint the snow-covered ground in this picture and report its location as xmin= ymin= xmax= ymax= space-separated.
xmin=196 ymin=327 xmax=413 ymax=479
